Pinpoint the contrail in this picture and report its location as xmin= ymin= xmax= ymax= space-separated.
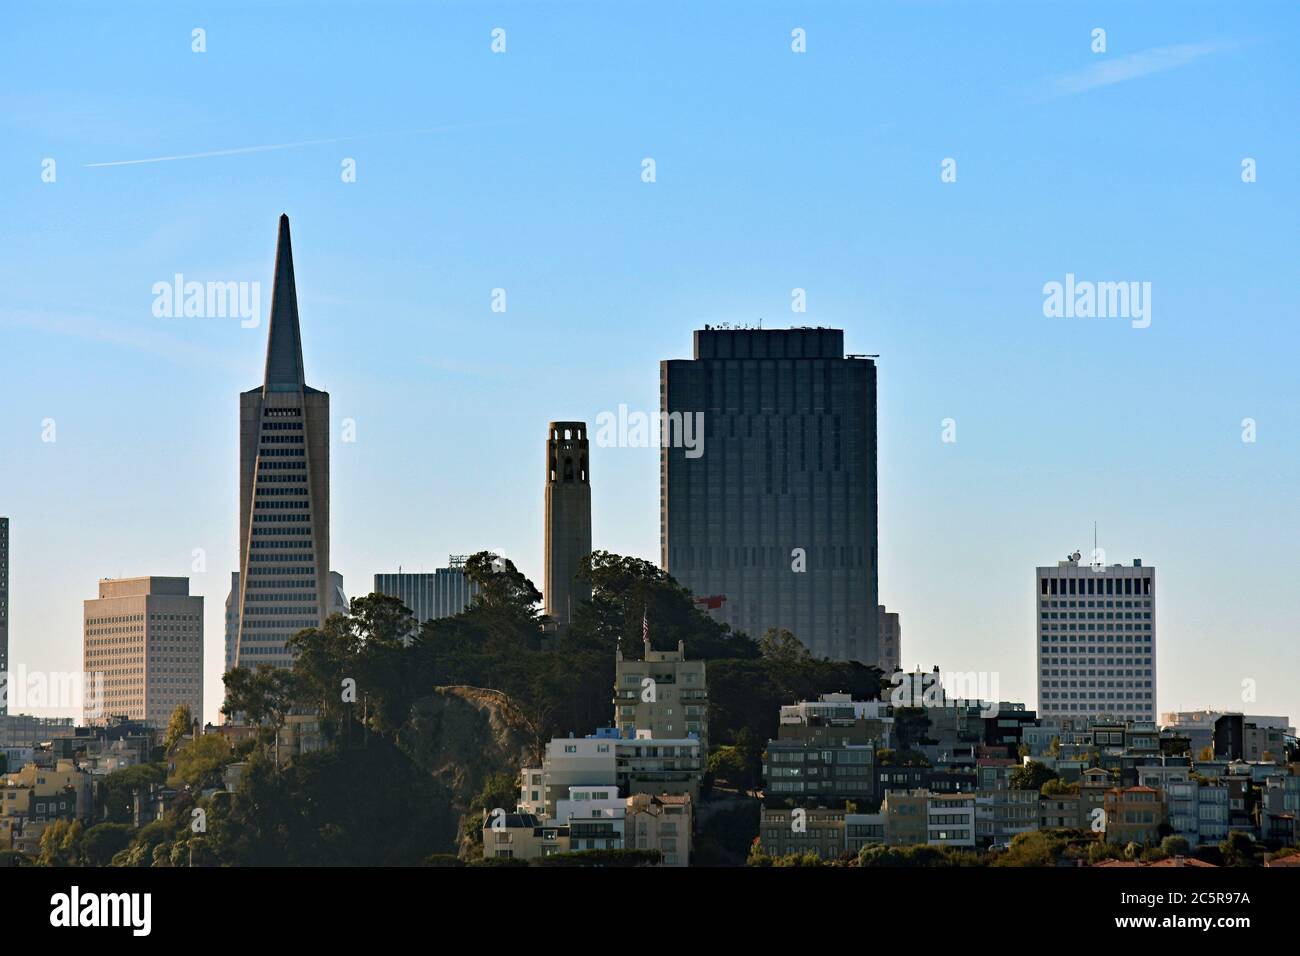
xmin=85 ymin=122 xmax=506 ymax=168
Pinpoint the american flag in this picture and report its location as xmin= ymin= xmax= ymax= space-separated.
xmin=642 ymin=608 xmax=648 ymax=642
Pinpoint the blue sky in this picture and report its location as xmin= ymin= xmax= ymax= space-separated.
xmin=1 ymin=1 xmax=1296 ymax=725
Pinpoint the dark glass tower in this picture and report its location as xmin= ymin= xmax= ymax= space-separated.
xmin=660 ymin=328 xmax=878 ymax=664
xmin=233 ymin=216 xmax=330 ymax=669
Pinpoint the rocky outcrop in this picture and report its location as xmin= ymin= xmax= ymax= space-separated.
xmin=402 ymin=686 xmax=536 ymax=858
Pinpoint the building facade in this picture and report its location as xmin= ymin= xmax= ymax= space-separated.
xmin=661 ymin=327 xmax=879 ymax=665
xmin=543 ymin=421 xmax=592 ymax=626
xmin=83 ymin=577 xmax=203 ymax=728
xmin=1036 ymin=555 xmax=1156 ymax=721
xmin=613 ymin=639 xmax=708 ymax=754
xmin=878 ymin=605 xmax=901 ymax=676
xmin=373 ymin=558 xmax=481 ymax=629
xmin=233 ymin=216 xmax=331 ymax=669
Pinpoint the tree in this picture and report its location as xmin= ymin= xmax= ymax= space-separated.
xmin=1041 ymin=777 xmax=1078 ymax=796
xmin=98 ymin=763 xmax=165 ymax=824
xmin=707 ymin=745 xmax=746 ymax=790
xmin=221 ymin=663 xmax=296 ymax=769
xmin=81 ymin=823 xmax=135 ymax=865
xmin=164 ymin=704 xmax=194 ymax=752
xmin=37 ymin=819 xmax=83 ymax=866
xmin=1010 ymin=761 xmax=1057 ymax=791
xmin=168 ymin=734 xmax=234 ymax=788
xmin=758 ymin=627 xmax=810 ymax=663
xmin=1220 ymin=830 xmax=1258 ymax=867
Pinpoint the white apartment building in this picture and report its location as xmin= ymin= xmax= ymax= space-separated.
xmin=927 ymin=793 xmax=976 ymax=847
xmin=1036 ymin=554 xmax=1156 ymax=721
xmin=519 ymin=730 xmax=703 ymax=821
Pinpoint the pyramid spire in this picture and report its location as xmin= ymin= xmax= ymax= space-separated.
xmin=263 ymin=214 xmax=306 ymax=391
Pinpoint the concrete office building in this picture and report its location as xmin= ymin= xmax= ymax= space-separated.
xmin=83 ymin=577 xmax=202 ymax=728
xmin=544 ymin=421 xmax=592 ymax=626
xmin=1036 ymin=554 xmax=1156 ymax=721
xmin=233 ymin=216 xmax=331 ymax=669
xmin=374 ymin=557 xmax=481 ymax=628
xmin=226 ymin=569 xmax=346 ymax=673
xmin=878 ymin=606 xmax=901 ymax=676
xmin=661 ymin=327 xmax=879 ymax=665
xmin=0 ymin=517 xmax=7 ymax=715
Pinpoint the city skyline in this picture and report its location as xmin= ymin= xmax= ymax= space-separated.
xmin=2 ymin=3 xmax=1297 ymax=726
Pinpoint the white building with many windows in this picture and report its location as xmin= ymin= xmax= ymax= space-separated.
xmin=1036 ymin=554 xmax=1156 ymax=721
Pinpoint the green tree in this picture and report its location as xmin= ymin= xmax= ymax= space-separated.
xmin=168 ymin=734 xmax=235 ymax=788
xmin=81 ymin=823 xmax=135 ymax=865
xmin=1160 ymin=835 xmax=1191 ymax=857
xmin=1010 ymin=761 xmax=1057 ymax=791
xmin=758 ymin=627 xmax=811 ymax=663
xmin=98 ymin=763 xmax=165 ymax=824
xmin=37 ymin=819 xmax=83 ymax=866
xmin=707 ymin=745 xmax=746 ymax=790
xmin=221 ymin=663 xmax=296 ymax=768
xmin=164 ymin=704 xmax=194 ymax=752
xmin=1220 ymin=830 xmax=1258 ymax=867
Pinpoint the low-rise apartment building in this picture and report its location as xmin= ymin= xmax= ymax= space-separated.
xmin=759 ymin=805 xmax=848 ymax=860
xmin=1102 ymin=786 xmax=1165 ymax=845
xmin=626 ymin=793 xmax=692 ymax=866
xmin=927 ymin=793 xmax=976 ymax=847
xmin=975 ymin=788 xmax=1038 ymax=846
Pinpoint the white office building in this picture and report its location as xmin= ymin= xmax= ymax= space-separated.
xmin=1036 ymin=554 xmax=1156 ymax=721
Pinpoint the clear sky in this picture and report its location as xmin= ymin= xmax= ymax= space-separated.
xmin=1 ymin=1 xmax=1296 ymax=726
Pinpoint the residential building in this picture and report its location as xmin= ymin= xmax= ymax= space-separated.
xmin=520 ymin=729 xmax=703 ymax=820
xmin=233 ymin=215 xmax=331 ymax=670
xmin=543 ymin=421 xmax=591 ymax=627
xmin=975 ymin=788 xmax=1039 ymax=846
xmin=779 ymin=692 xmax=894 ymax=750
xmin=759 ymin=805 xmax=848 ymax=860
xmin=1102 ymin=786 xmax=1165 ymax=845
xmin=625 ymin=793 xmax=692 ymax=866
xmin=483 ymin=812 xmax=570 ymax=861
xmin=764 ymin=735 xmax=876 ymax=803
xmin=1 ymin=759 xmax=93 ymax=853
xmin=613 ymin=638 xmax=708 ymax=754
xmin=882 ymin=789 xmax=928 ymax=846
xmin=83 ymin=576 xmax=203 ymax=728
xmin=927 ymin=793 xmax=976 ymax=847
xmin=845 ymin=812 xmax=887 ymax=852
xmin=1036 ymin=554 xmax=1156 ymax=721
xmin=661 ymin=327 xmax=879 ymax=665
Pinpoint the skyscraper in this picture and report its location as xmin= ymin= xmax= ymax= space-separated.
xmin=374 ymin=557 xmax=481 ymax=632
xmin=1035 ymin=554 xmax=1156 ymax=721
xmin=661 ymin=328 xmax=879 ymax=664
xmin=544 ymin=421 xmax=592 ymax=626
xmin=233 ymin=216 xmax=330 ymax=669
xmin=878 ymin=606 xmax=901 ymax=676
xmin=83 ymin=577 xmax=203 ymax=727
xmin=0 ymin=517 xmax=8 ymax=716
